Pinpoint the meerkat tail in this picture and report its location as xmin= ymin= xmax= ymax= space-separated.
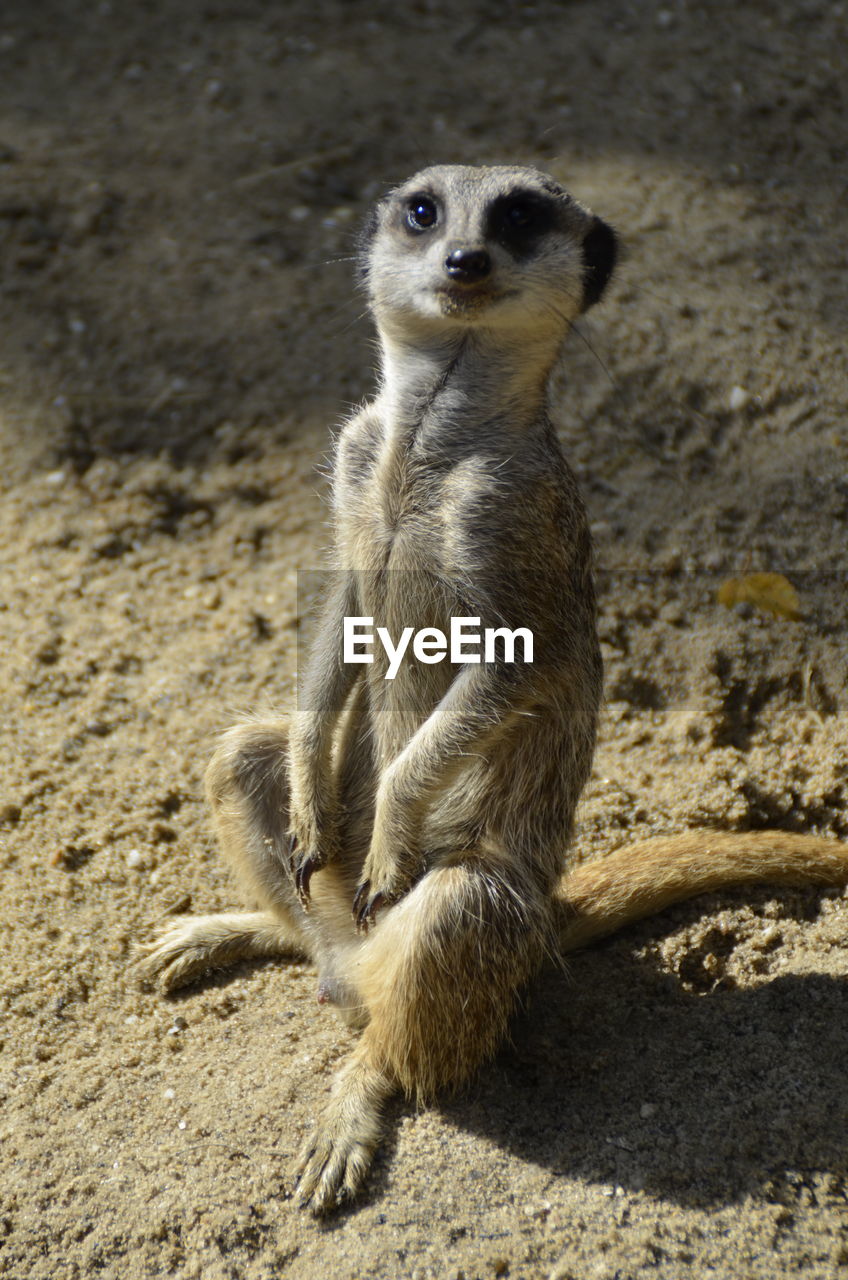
xmin=555 ymin=830 xmax=848 ymax=953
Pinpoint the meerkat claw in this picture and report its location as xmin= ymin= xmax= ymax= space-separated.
xmin=352 ymin=881 xmax=371 ymax=930
xmin=352 ymin=883 xmax=387 ymax=932
xmin=351 ymin=881 xmax=368 ymax=914
xmin=294 ymin=851 xmax=321 ymax=908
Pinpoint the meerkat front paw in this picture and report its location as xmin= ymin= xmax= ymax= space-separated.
xmin=288 ymin=832 xmax=323 ymax=908
xmin=287 ymin=802 xmax=340 ymax=908
xmin=352 ymin=835 xmax=422 ymax=931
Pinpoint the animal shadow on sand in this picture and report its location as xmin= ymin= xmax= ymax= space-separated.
xmin=160 ymin=884 xmax=847 ymax=1214
xmin=443 ymin=885 xmax=848 ymax=1209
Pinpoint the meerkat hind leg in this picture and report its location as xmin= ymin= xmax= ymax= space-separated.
xmin=295 ymin=855 xmax=547 ymax=1212
xmin=204 ymin=719 xmax=301 ymax=918
xmin=139 ymin=719 xmax=316 ymax=992
xmin=294 ymin=1036 xmax=392 ymax=1210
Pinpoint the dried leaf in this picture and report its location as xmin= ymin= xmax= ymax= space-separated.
xmin=717 ymin=572 xmax=801 ymax=620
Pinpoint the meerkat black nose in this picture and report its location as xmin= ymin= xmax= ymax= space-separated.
xmin=444 ymin=248 xmax=492 ymax=283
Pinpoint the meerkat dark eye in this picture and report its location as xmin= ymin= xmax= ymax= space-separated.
xmin=503 ymin=201 xmax=536 ymax=231
xmin=406 ymin=196 xmax=438 ymax=231
xmin=488 ymin=191 xmax=556 ymax=255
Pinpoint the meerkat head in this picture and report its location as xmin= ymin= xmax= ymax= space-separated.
xmin=357 ymin=164 xmax=617 ymax=344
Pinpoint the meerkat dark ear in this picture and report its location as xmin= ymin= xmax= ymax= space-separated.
xmin=581 ymin=217 xmax=618 ymax=310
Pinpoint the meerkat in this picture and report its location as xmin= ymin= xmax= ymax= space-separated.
xmin=139 ymin=164 xmax=848 ymax=1214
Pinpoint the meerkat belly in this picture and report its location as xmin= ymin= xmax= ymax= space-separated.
xmin=339 ymin=458 xmax=527 ymax=841
xmin=361 ymin=531 xmax=462 ymax=762
xmin=358 ymin=528 xmax=553 ymax=857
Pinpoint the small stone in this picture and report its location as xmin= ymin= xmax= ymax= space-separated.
xmin=522 ymin=1199 xmax=551 ymax=1219
xmin=752 ymin=924 xmax=782 ymax=950
xmin=729 ymin=385 xmax=750 ymax=411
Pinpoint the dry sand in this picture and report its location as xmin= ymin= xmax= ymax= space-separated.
xmin=1 ymin=2 xmax=846 ymax=1277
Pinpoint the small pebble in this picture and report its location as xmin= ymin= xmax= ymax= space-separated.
xmin=522 ymin=1199 xmax=551 ymax=1219
xmin=729 ymin=385 xmax=750 ymax=411
xmin=163 ymin=1088 xmax=176 ymax=1100
xmin=640 ymin=1102 xmax=657 ymax=1118
xmin=126 ymin=850 xmax=143 ymax=869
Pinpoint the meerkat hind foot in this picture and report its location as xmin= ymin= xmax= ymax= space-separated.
xmin=294 ymin=1044 xmax=392 ymax=1213
xmin=136 ymin=910 xmax=307 ymax=993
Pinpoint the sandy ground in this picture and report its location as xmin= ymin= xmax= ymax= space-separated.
xmin=1 ymin=2 xmax=847 ymax=1277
